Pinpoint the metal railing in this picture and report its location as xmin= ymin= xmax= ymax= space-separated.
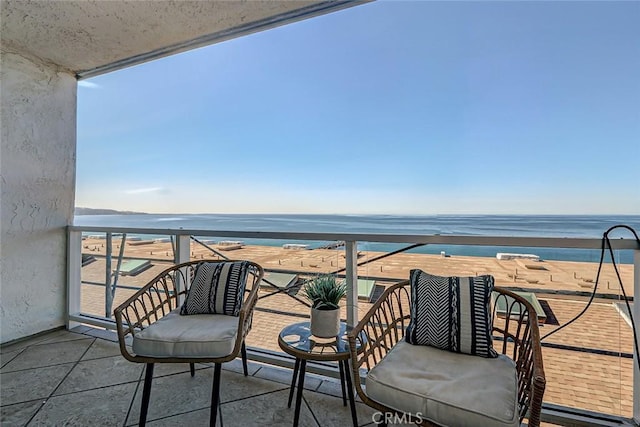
xmin=67 ymin=225 xmax=640 ymax=426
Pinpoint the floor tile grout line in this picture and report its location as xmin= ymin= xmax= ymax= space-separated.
xmin=4 ymin=348 xmax=157 ymax=399
xmin=0 ymin=348 xmax=26 ymax=369
xmin=9 ymin=332 xmax=367 ymax=425
xmin=40 ymin=376 xmax=145 ymax=400
xmin=36 ymin=337 xmax=97 ymax=397
xmin=305 ymin=387 xmax=372 ymax=426
xmin=249 ymin=364 xmax=348 ymax=397
xmin=0 ymin=330 xmax=79 ymax=353
xmin=1 ymin=361 xmax=113 ymax=407
xmin=35 ymin=335 xmax=93 ymax=346
xmin=127 ymin=384 xmax=340 ymax=426
xmin=122 ymin=365 xmax=273 ymax=425
xmin=80 ymin=352 xmax=134 ymax=362
xmin=124 ymin=387 xmax=234 ymax=426
xmin=1 ymin=338 xmax=96 ymax=374
xmin=220 ymin=385 xmax=290 ymax=406
xmin=302 ymin=394 xmax=322 ymax=427
xmin=219 ymin=399 xmax=224 ymax=427
xmin=1 ymin=350 xmax=141 ymax=375
xmin=124 ymin=403 xmax=211 ymax=426
xmin=0 ymin=398 xmax=46 ymax=409
xmin=127 ymin=368 xmax=288 ymax=421
xmin=251 ymin=366 xmax=262 ymax=377
xmin=124 ymin=364 xmax=205 ymax=424
xmin=24 ymin=337 xmax=97 ymax=426
xmin=8 ymin=335 xmax=93 ymax=354
xmin=1 ymin=361 xmax=77 ymax=375
xmin=18 ymin=400 xmax=49 ymax=425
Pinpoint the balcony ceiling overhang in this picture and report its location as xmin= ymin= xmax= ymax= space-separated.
xmin=1 ymin=0 xmax=361 ymax=79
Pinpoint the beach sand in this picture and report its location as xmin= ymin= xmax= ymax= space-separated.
xmin=80 ymin=237 xmax=634 ymax=296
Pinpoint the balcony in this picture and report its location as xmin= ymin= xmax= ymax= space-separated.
xmin=4 ymin=2 xmax=638 ymax=426
xmin=50 ymin=225 xmax=639 ymax=426
xmin=2 ymin=226 xmax=640 ymax=425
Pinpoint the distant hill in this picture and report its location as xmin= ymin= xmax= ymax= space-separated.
xmin=75 ymin=207 xmax=147 ymax=215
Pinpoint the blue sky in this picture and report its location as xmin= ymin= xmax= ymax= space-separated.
xmin=76 ymin=1 xmax=640 ymax=215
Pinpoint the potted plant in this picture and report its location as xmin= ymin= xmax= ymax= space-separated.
xmin=302 ymin=274 xmax=347 ymax=338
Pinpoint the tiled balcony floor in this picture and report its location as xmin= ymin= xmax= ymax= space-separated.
xmin=0 ymin=329 xmax=380 ymax=427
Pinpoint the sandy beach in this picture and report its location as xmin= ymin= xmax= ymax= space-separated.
xmin=80 ymin=237 xmax=634 ymax=296
xmin=79 ymin=237 xmax=636 ymax=417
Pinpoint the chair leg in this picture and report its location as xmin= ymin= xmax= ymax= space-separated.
xmin=190 ymin=362 xmax=195 ymax=377
xmin=241 ymin=341 xmax=248 ymax=377
xmin=287 ymin=358 xmax=300 ymax=408
xmin=139 ymin=363 xmax=154 ymax=427
xmin=343 ymin=359 xmax=358 ymax=427
xmin=210 ymin=363 xmax=222 ymax=427
xmin=338 ymin=359 xmax=347 ymax=406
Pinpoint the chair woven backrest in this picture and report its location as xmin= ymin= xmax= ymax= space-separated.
xmin=492 ymin=287 xmax=546 ymax=425
xmin=348 ymin=281 xmax=546 ymax=427
xmin=114 ymin=260 xmax=263 ymax=342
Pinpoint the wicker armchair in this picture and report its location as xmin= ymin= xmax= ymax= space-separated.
xmin=114 ymin=260 xmax=264 ymax=427
xmin=347 ymin=281 xmax=545 ymax=427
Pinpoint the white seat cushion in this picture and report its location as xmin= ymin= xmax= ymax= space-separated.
xmin=132 ymin=309 xmax=239 ymax=358
xmin=366 ymin=340 xmax=519 ymax=427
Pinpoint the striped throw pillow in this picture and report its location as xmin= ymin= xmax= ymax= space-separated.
xmin=405 ymin=270 xmax=498 ymax=358
xmin=180 ymin=261 xmax=249 ymax=316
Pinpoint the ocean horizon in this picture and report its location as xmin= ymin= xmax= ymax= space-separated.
xmin=74 ymin=213 xmax=640 ymax=264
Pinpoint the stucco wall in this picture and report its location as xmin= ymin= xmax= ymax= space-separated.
xmin=0 ymin=50 xmax=77 ymax=343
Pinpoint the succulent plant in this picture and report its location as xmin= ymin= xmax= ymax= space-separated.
xmin=302 ymin=275 xmax=347 ymax=310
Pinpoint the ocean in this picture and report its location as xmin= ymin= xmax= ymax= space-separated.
xmin=74 ymin=214 xmax=640 ymax=264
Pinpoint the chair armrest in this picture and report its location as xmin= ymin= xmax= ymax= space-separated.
xmin=347 ymin=280 xmax=411 ymax=408
xmin=231 ymin=263 xmax=264 ymax=356
xmin=493 ymin=287 xmax=546 ymax=426
xmin=114 ymin=260 xmax=264 ymax=362
xmin=114 ymin=261 xmax=194 ymax=361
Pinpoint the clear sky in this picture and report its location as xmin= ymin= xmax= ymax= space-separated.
xmin=76 ymin=1 xmax=640 ymax=215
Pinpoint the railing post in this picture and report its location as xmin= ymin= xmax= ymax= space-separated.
xmin=104 ymin=232 xmax=113 ymax=318
xmin=175 ymin=234 xmax=191 ymax=304
xmin=66 ymin=229 xmax=82 ymax=329
xmin=345 ymin=240 xmax=358 ymax=328
xmin=634 ymin=250 xmax=639 ymax=425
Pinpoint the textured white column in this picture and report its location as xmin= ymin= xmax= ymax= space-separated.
xmin=1 ymin=51 xmax=76 ymax=343
xmin=345 ymin=241 xmax=358 ymax=328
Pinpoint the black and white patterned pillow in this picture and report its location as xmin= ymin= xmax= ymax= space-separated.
xmin=405 ymin=269 xmax=498 ymax=358
xmin=180 ymin=261 xmax=249 ymax=316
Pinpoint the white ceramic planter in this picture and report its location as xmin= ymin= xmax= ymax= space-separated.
xmin=310 ymin=307 xmax=341 ymax=338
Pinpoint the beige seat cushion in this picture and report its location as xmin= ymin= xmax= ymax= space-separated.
xmin=366 ymin=340 xmax=519 ymax=427
xmin=132 ymin=309 xmax=239 ymax=358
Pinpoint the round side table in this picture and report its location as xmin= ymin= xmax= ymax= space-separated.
xmin=278 ymin=321 xmax=363 ymax=427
